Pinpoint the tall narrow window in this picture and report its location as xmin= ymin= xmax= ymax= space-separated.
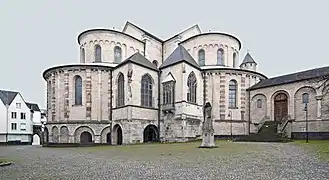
xmin=217 ymin=48 xmax=224 ymax=65
xmin=152 ymin=60 xmax=158 ymax=68
xmin=141 ymin=74 xmax=153 ymax=107
xmin=81 ymin=48 xmax=85 ymax=63
xmin=74 ymin=75 xmax=82 ymax=105
xmin=117 ymin=73 xmax=125 ymax=107
xmin=198 ymin=49 xmax=205 ymax=66
xmin=95 ymin=45 xmax=101 ymax=62
xmin=114 ymin=46 xmax=122 ymax=63
xmin=233 ymin=52 xmax=237 ymax=67
xmin=257 ymin=99 xmax=262 ymax=108
xmin=302 ymin=93 xmax=309 ymax=104
xmin=187 ymin=72 xmax=197 ymax=103
xmin=163 ymin=82 xmax=174 ymax=105
xmin=229 ymin=80 xmax=237 ymax=108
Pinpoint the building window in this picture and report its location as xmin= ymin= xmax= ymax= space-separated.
xmin=187 ymin=72 xmax=197 ymax=103
xmin=141 ymin=74 xmax=153 ymax=107
xmin=152 ymin=60 xmax=158 ymax=68
xmin=302 ymin=93 xmax=309 ymax=104
xmin=233 ymin=52 xmax=237 ymax=67
xmin=217 ymin=48 xmax=224 ymax=65
xmin=11 ymin=123 xmax=17 ymax=130
xmin=11 ymin=112 xmax=17 ymax=119
xmin=257 ymin=99 xmax=262 ymax=108
xmin=20 ymin=123 xmax=26 ymax=131
xmin=20 ymin=113 xmax=26 ymax=119
xmin=114 ymin=46 xmax=122 ymax=63
xmin=229 ymin=80 xmax=237 ymax=108
xmin=74 ymin=75 xmax=83 ymax=105
xmin=95 ymin=45 xmax=102 ymax=62
xmin=198 ymin=49 xmax=205 ymax=66
xmin=163 ymin=82 xmax=174 ymax=105
xmin=117 ymin=73 xmax=125 ymax=107
xmin=16 ymin=103 xmax=21 ymax=109
xmin=81 ymin=48 xmax=85 ymax=63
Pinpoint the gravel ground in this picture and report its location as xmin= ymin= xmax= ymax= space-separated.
xmin=0 ymin=142 xmax=329 ymax=180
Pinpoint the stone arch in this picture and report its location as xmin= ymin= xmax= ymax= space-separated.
xmin=112 ymin=124 xmax=123 ymax=145
xmin=74 ymin=126 xmax=95 ymax=143
xmin=32 ymin=134 xmax=41 ymax=145
xmin=100 ymin=126 xmax=112 ymax=144
xmin=321 ymin=85 xmax=329 ymax=119
xmin=294 ymin=86 xmax=317 ymax=121
xmin=51 ymin=126 xmax=59 ymax=143
xmin=60 ymin=126 xmax=69 ymax=143
xmin=251 ymin=93 xmax=267 ymax=122
xmin=271 ymin=90 xmax=290 ymax=121
xmin=143 ymin=124 xmax=158 ymax=143
xmin=44 ymin=126 xmax=49 ymax=144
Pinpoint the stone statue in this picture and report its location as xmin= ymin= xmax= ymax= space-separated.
xmin=199 ymin=102 xmax=217 ymax=148
xmin=127 ymin=69 xmax=133 ymax=99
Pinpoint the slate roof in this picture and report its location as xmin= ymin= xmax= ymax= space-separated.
xmin=124 ymin=21 xmax=163 ymax=42
xmin=0 ymin=90 xmax=18 ymax=106
xmin=26 ymin=102 xmax=41 ymax=112
xmin=159 ymin=45 xmax=199 ymax=69
xmin=240 ymin=52 xmax=257 ymax=66
xmin=118 ymin=52 xmax=158 ymax=71
xmin=248 ymin=65 xmax=329 ymax=90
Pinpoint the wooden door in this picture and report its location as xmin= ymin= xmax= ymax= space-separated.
xmin=274 ymin=93 xmax=288 ymax=121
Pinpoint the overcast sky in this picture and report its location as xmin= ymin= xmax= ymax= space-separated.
xmin=0 ymin=0 xmax=328 ymax=108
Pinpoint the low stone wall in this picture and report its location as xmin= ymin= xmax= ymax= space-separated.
xmin=291 ymin=132 xmax=329 ymax=140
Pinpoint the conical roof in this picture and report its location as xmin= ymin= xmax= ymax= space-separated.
xmin=159 ymin=45 xmax=199 ymax=69
xmin=240 ymin=52 xmax=257 ymax=66
xmin=119 ymin=52 xmax=158 ymax=71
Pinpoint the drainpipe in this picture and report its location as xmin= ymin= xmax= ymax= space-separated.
xmin=109 ymin=70 xmax=113 ymax=144
xmin=157 ymin=70 xmax=161 ymax=142
xmin=248 ymin=90 xmax=251 ymax=134
xmin=5 ymin=104 xmax=9 ymax=144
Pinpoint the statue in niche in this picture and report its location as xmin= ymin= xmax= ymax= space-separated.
xmin=127 ymin=69 xmax=133 ymax=99
xmin=199 ymin=102 xmax=217 ymax=148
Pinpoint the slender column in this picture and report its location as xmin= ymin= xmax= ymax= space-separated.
xmin=316 ymin=95 xmax=322 ymax=120
xmin=98 ymin=70 xmax=102 ymax=121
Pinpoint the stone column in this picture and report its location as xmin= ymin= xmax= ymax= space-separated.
xmin=316 ymin=95 xmax=322 ymax=120
xmin=98 ymin=70 xmax=102 ymax=121
xmin=85 ymin=69 xmax=92 ymax=120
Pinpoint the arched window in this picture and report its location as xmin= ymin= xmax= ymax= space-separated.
xmin=217 ymin=48 xmax=224 ymax=65
xmin=302 ymin=93 xmax=309 ymax=104
xmin=257 ymin=99 xmax=262 ymax=108
xmin=95 ymin=45 xmax=102 ymax=62
xmin=114 ymin=46 xmax=122 ymax=63
xmin=117 ymin=73 xmax=125 ymax=107
xmin=74 ymin=75 xmax=82 ymax=105
xmin=141 ymin=74 xmax=153 ymax=107
xmin=229 ymin=80 xmax=237 ymax=108
xmin=233 ymin=52 xmax=237 ymax=67
xmin=163 ymin=82 xmax=174 ymax=105
xmin=198 ymin=49 xmax=205 ymax=66
xmin=152 ymin=60 xmax=158 ymax=68
xmin=187 ymin=72 xmax=197 ymax=103
xmin=80 ymin=48 xmax=85 ymax=63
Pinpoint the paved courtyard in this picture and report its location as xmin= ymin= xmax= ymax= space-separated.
xmin=0 ymin=141 xmax=329 ymax=180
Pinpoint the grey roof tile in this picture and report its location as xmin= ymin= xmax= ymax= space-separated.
xmin=160 ymin=45 xmax=199 ymax=69
xmin=240 ymin=52 xmax=257 ymax=66
xmin=248 ymin=65 xmax=329 ymax=90
xmin=26 ymin=102 xmax=41 ymax=112
xmin=0 ymin=90 xmax=18 ymax=106
xmin=119 ymin=52 xmax=158 ymax=71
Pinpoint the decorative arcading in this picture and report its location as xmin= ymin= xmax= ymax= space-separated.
xmin=108 ymin=71 xmax=112 ymax=121
xmin=47 ymin=80 xmax=51 ymax=120
xmin=219 ymin=74 xmax=226 ymax=119
xmin=240 ymin=76 xmax=246 ymax=110
xmin=86 ymin=70 xmax=92 ymax=119
xmin=64 ymin=72 xmax=70 ymax=119
xmin=51 ymin=74 xmax=56 ymax=121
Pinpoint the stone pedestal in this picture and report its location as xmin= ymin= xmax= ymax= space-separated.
xmin=199 ymin=102 xmax=217 ymax=148
xmin=199 ymin=129 xmax=216 ymax=148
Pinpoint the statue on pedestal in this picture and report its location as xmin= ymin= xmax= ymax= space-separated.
xmin=199 ymin=102 xmax=217 ymax=148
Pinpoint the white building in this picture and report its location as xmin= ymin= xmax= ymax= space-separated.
xmin=0 ymin=90 xmax=33 ymax=145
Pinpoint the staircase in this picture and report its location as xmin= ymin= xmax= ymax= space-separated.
xmin=234 ymin=119 xmax=292 ymax=143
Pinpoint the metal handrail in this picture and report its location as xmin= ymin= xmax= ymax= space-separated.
xmin=257 ymin=116 xmax=270 ymax=133
xmin=278 ymin=116 xmax=290 ymax=134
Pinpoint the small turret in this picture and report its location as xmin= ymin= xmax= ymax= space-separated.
xmin=240 ymin=52 xmax=257 ymax=71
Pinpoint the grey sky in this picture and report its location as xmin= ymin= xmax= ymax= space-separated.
xmin=0 ymin=0 xmax=328 ymax=108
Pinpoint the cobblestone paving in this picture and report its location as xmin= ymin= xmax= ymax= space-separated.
xmin=0 ymin=142 xmax=329 ymax=180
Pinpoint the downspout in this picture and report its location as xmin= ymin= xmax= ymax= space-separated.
xmin=248 ymin=89 xmax=251 ymax=134
xmin=6 ymin=104 xmax=8 ymax=144
xmin=203 ymin=70 xmax=206 ymax=121
xmin=157 ymin=70 xmax=161 ymax=142
xmin=109 ymin=70 xmax=113 ymax=144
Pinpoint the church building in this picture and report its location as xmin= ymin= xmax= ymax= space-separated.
xmin=42 ymin=21 xmax=329 ymax=145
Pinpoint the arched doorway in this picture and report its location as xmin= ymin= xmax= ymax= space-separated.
xmin=80 ymin=131 xmax=92 ymax=144
xmin=143 ymin=125 xmax=158 ymax=143
xmin=32 ymin=134 xmax=41 ymax=145
xmin=274 ymin=93 xmax=288 ymax=121
xmin=106 ymin=133 xmax=111 ymax=144
xmin=113 ymin=124 xmax=123 ymax=145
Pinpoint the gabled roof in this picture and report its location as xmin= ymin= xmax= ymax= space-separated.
xmin=159 ymin=45 xmax=199 ymax=69
xmin=248 ymin=65 xmax=329 ymax=90
xmin=0 ymin=90 xmax=18 ymax=106
xmin=26 ymin=102 xmax=40 ymax=112
xmin=164 ymin=24 xmax=201 ymax=42
xmin=117 ymin=52 xmax=158 ymax=71
xmin=122 ymin=21 xmax=163 ymax=43
xmin=240 ymin=52 xmax=257 ymax=66
xmin=162 ymin=72 xmax=176 ymax=83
